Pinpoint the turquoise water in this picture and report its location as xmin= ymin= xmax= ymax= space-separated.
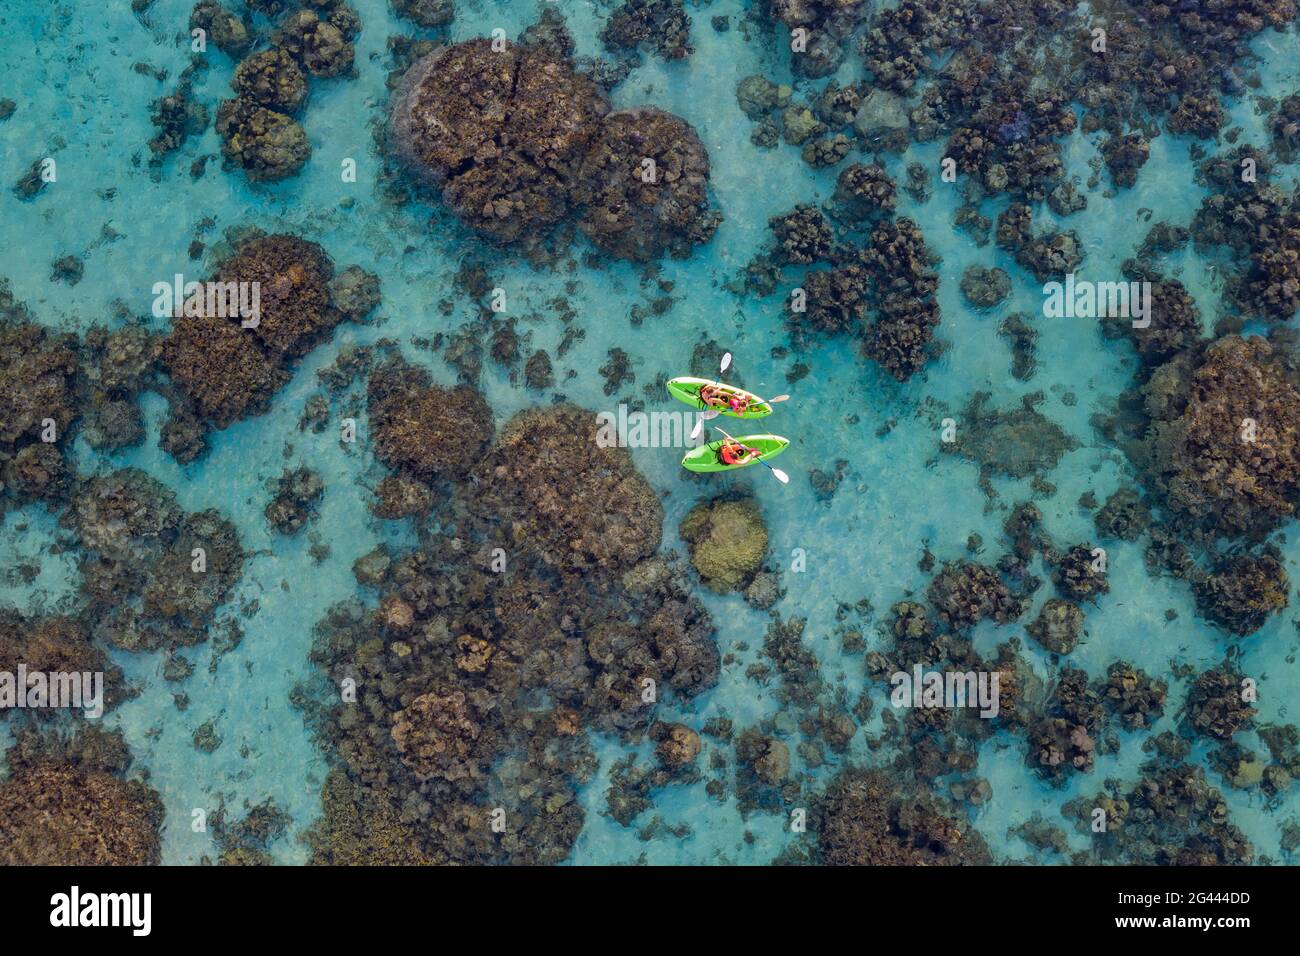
xmin=3 ymin=0 xmax=1300 ymax=864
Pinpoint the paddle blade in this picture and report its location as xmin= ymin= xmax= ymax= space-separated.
xmin=690 ymin=417 xmax=704 ymax=441
xmin=771 ymin=468 xmax=790 ymax=484
xmin=766 ymin=395 xmax=790 ymax=403
xmin=720 ymin=352 xmax=732 ymax=374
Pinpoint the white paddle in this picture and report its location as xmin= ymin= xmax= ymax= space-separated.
xmin=689 ymin=352 xmax=734 ymax=441
xmin=716 ymin=426 xmax=789 ymax=484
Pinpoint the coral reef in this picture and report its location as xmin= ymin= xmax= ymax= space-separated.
xmin=389 ymin=39 xmax=606 ymax=243
xmin=1025 ymin=598 xmax=1084 ymax=654
xmin=265 ymin=466 xmax=325 ymax=535
xmin=162 ymin=232 xmax=376 ymax=460
xmin=679 ymin=497 xmax=769 ymax=593
xmin=1051 ymin=545 xmax=1110 ymax=604
xmin=959 ymin=265 xmax=1010 ymax=308
xmin=1140 ymin=335 xmax=1300 ymax=541
xmin=0 ymin=728 xmax=163 ymax=865
xmin=927 ymin=561 xmax=1027 ymax=633
xmin=0 ymin=306 xmax=80 ymax=510
xmin=305 ymin=380 xmax=718 ymax=863
xmin=474 ymin=404 xmax=663 ymax=571
xmin=574 ymin=108 xmax=720 ymax=261
xmin=600 ymin=0 xmax=692 ymax=60
xmin=815 ymin=768 xmax=990 ymax=865
xmin=1193 ymin=550 xmax=1289 ymax=636
xmin=388 ymin=39 xmax=717 ymax=259
xmin=367 ymin=355 xmax=493 ymax=484
xmin=215 ymin=97 xmax=310 ymax=182
xmin=62 ymin=469 xmax=244 ymax=652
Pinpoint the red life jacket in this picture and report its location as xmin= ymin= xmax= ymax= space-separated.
xmin=720 ymin=443 xmax=743 ymax=465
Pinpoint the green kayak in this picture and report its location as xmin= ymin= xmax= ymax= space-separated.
xmin=682 ymin=435 xmax=789 ymax=473
xmin=666 ymin=377 xmax=772 ymax=419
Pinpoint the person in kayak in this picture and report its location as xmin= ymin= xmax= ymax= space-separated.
xmin=718 ymin=440 xmax=758 ymax=466
xmin=698 ymin=384 xmax=730 ymax=411
xmin=727 ymin=393 xmax=750 ymax=415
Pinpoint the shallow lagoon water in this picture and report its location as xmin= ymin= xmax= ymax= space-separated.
xmin=2 ymin=0 xmax=1300 ymax=864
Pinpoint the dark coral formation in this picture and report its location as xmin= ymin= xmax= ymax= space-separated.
xmin=1192 ymin=145 xmax=1300 ymax=322
xmin=859 ymin=217 xmax=941 ymax=381
xmin=1101 ymin=132 xmax=1150 ymax=189
xmin=209 ymin=2 xmax=359 ymax=182
xmin=574 ymin=108 xmax=720 ymax=261
xmin=770 ymin=0 xmax=867 ymax=78
xmin=0 ymin=306 xmax=80 ymax=511
xmin=1051 ymin=544 xmax=1110 ymax=604
xmin=306 ymin=386 xmax=718 ymax=863
xmin=1272 ymin=93 xmax=1300 ymax=163
xmin=190 ymin=1 xmax=251 ymax=58
xmin=927 ymin=561 xmax=1027 ymax=633
xmin=161 ymin=232 xmax=377 ymax=461
xmin=1 ymin=287 xmax=166 ymax=494
xmin=367 ymin=354 xmax=493 ymax=486
xmin=474 ymin=404 xmax=664 ymax=572
xmin=1184 ymin=663 xmax=1256 ymax=741
xmin=815 ymin=768 xmax=990 ymax=865
xmin=1024 ymin=598 xmax=1084 ymax=654
xmin=265 ymin=466 xmax=325 ymax=535
xmin=1067 ymin=743 xmax=1254 ymax=865
xmin=959 ymin=265 xmax=1010 ymax=308
xmin=1107 ymin=270 xmax=1203 ymax=367
xmin=1192 ymin=550 xmax=1289 ymax=636
xmin=212 ymin=798 xmax=291 ymax=865
xmin=1101 ymin=661 xmax=1167 ymax=732
xmin=600 ymin=0 xmax=692 ymax=61
xmin=0 ymin=611 xmax=128 ymax=717
xmin=1094 ymin=488 xmax=1151 ymax=541
xmin=1027 ymin=668 xmax=1104 ymax=780
xmin=945 ymin=391 xmax=1078 ymax=480
xmin=1139 ymin=335 xmax=1300 ymax=541
xmin=232 ymin=48 xmax=308 ymax=113
xmin=831 ymin=162 xmax=896 ymax=222
xmin=388 ymin=38 xmax=718 ymax=259
xmin=0 ymin=728 xmax=163 ymax=865
xmin=62 ymin=469 xmax=244 ymax=652
xmin=273 ymin=7 xmax=356 ymax=78
xmin=215 ymin=97 xmax=311 ymax=182
xmin=148 ymin=61 xmax=210 ymax=164
xmin=389 ymin=39 xmax=606 ymax=243
xmin=391 ymin=0 xmax=453 ymax=28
